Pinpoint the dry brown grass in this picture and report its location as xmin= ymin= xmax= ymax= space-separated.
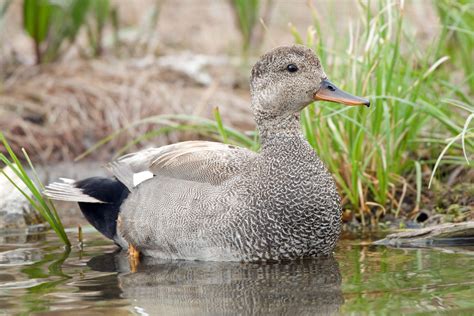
xmin=0 ymin=55 xmax=253 ymax=163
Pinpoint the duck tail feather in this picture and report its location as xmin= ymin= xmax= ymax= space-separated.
xmin=47 ymin=177 xmax=130 ymax=243
xmin=44 ymin=178 xmax=105 ymax=203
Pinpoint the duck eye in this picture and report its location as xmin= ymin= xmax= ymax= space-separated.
xmin=286 ymin=64 xmax=298 ymax=73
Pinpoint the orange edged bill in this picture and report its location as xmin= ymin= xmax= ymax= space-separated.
xmin=314 ymin=79 xmax=370 ymax=107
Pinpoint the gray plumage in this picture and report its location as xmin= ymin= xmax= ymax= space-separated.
xmin=46 ymin=45 xmax=360 ymax=262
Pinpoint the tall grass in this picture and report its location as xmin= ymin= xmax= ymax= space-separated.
xmin=230 ymin=0 xmax=274 ymax=54
xmin=434 ymin=0 xmax=474 ymax=95
xmin=0 ymin=132 xmax=70 ymax=246
xmin=231 ymin=0 xmax=260 ymax=52
xmin=291 ymin=1 xmax=473 ymax=218
xmin=85 ymin=0 xmax=110 ymax=57
xmin=22 ymin=0 xmax=112 ymax=64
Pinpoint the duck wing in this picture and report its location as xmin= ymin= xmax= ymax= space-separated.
xmin=107 ymin=141 xmax=256 ymax=190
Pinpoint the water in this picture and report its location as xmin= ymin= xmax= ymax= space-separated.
xmin=1 ymin=229 xmax=473 ymax=315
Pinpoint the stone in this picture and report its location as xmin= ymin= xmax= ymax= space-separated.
xmin=373 ymin=221 xmax=474 ymax=247
xmin=0 ymin=165 xmax=43 ymax=230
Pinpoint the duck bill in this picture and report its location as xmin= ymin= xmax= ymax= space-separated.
xmin=314 ymin=79 xmax=370 ymax=107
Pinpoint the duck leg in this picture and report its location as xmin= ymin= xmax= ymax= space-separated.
xmin=128 ymin=244 xmax=140 ymax=272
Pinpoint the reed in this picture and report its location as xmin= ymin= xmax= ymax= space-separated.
xmin=22 ymin=0 xmax=112 ymax=64
xmin=230 ymin=0 xmax=260 ymax=52
xmin=0 ymin=132 xmax=70 ymax=246
xmin=230 ymin=0 xmax=274 ymax=54
xmin=434 ymin=0 xmax=474 ymax=94
xmin=288 ymin=1 xmax=473 ymax=217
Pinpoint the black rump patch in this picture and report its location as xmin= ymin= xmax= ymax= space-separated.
xmin=75 ymin=177 xmax=130 ymax=241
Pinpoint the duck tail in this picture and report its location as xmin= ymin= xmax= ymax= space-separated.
xmin=44 ymin=177 xmax=130 ymax=242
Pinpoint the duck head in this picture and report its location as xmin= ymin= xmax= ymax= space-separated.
xmin=250 ymin=45 xmax=369 ymax=123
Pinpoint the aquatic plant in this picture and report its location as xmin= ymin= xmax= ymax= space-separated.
xmin=85 ymin=0 xmax=110 ymax=57
xmin=288 ymin=1 xmax=473 ymax=222
xmin=230 ymin=0 xmax=273 ymax=53
xmin=434 ymin=0 xmax=474 ymax=94
xmin=428 ymin=102 xmax=473 ymax=188
xmin=0 ymin=132 xmax=70 ymax=246
xmin=22 ymin=0 xmax=112 ymax=63
xmin=231 ymin=0 xmax=260 ymax=52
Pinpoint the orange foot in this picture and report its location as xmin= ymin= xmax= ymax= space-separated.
xmin=128 ymin=244 xmax=140 ymax=272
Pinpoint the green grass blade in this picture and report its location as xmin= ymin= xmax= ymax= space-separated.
xmin=213 ymin=107 xmax=228 ymax=143
xmin=0 ymin=133 xmax=70 ymax=246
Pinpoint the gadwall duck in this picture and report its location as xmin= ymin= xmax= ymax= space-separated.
xmin=45 ymin=45 xmax=369 ymax=262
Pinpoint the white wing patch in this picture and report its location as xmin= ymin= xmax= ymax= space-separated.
xmin=133 ymin=171 xmax=154 ymax=186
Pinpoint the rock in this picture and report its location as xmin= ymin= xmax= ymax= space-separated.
xmin=155 ymin=52 xmax=228 ymax=86
xmin=0 ymin=165 xmax=43 ymax=230
xmin=373 ymin=221 xmax=474 ymax=247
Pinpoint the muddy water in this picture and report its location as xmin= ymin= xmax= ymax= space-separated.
xmin=0 ymin=228 xmax=473 ymax=315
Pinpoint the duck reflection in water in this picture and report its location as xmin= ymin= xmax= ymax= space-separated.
xmin=88 ymin=252 xmax=343 ymax=315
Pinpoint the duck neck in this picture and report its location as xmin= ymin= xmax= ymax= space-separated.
xmin=256 ymin=113 xmax=306 ymax=151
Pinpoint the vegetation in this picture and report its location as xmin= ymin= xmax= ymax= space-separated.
xmin=22 ymin=0 xmax=113 ymax=64
xmin=230 ymin=0 xmax=274 ymax=53
xmin=231 ymin=0 xmax=261 ymax=52
xmin=0 ymin=132 xmax=70 ymax=246
xmin=1 ymin=1 xmax=472 ymax=228
xmin=434 ymin=0 xmax=474 ymax=95
xmin=288 ymin=1 xmax=473 ymax=222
